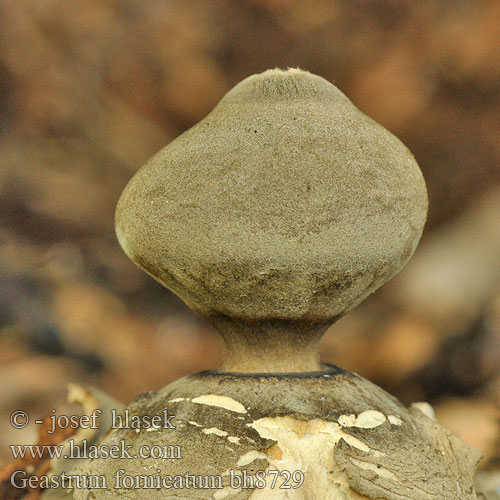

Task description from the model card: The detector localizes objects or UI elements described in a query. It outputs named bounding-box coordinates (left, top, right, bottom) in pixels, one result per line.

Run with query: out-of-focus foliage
left=0, top=0, right=499, bottom=470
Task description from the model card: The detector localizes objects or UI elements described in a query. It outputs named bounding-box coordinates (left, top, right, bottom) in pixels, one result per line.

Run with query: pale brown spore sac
left=115, top=68, right=428, bottom=373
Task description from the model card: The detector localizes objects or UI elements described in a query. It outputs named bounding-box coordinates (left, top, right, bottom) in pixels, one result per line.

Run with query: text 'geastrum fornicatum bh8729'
left=76, top=69, right=481, bottom=499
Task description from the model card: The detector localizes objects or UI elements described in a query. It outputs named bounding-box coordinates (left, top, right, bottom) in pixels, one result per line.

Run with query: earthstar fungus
left=73, top=69, right=480, bottom=499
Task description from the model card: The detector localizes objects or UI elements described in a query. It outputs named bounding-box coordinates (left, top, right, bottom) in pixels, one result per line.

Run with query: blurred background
left=0, top=0, right=499, bottom=472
